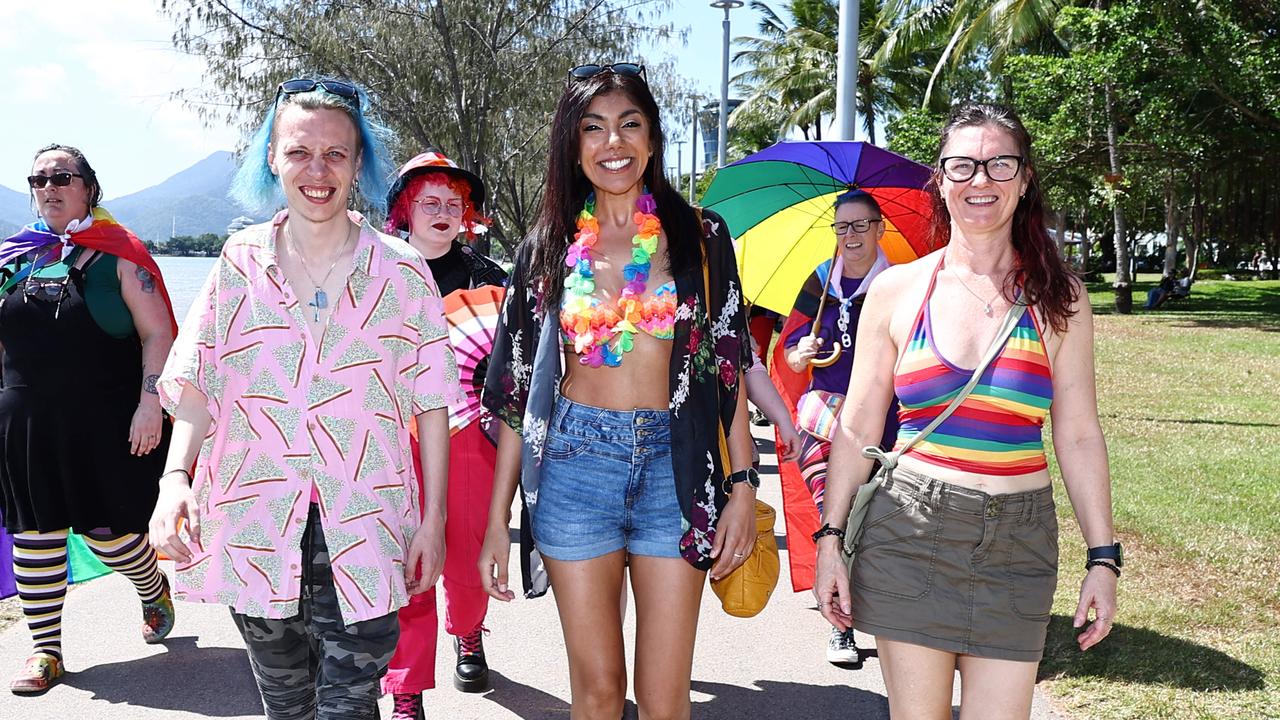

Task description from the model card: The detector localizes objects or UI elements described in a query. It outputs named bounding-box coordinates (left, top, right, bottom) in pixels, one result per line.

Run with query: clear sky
left=0, top=1, right=775, bottom=201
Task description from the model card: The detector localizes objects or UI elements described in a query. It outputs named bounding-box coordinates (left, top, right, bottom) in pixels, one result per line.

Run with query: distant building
left=698, top=99, right=743, bottom=167
left=226, top=215, right=256, bottom=236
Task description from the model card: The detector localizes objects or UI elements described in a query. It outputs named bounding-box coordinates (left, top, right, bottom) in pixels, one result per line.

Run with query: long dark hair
left=927, top=102, right=1078, bottom=333
left=527, top=70, right=701, bottom=308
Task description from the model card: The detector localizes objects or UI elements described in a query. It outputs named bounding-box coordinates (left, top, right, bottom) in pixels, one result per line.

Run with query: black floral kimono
left=481, top=208, right=751, bottom=597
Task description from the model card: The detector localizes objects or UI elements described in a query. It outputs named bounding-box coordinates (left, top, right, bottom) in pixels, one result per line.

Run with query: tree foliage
left=161, top=0, right=682, bottom=255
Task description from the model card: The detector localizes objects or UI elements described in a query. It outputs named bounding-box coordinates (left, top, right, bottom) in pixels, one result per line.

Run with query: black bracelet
left=1085, top=559, right=1121, bottom=577
left=811, top=524, right=846, bottom=542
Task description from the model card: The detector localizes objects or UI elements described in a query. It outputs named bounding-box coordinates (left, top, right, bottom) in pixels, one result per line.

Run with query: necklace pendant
left=984, top=303, right=993, bottom=317
left=307, top=288, right=329, bottom=323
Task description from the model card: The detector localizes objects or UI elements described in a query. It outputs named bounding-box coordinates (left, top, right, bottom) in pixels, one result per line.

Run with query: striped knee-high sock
left=12, top=531, right=70, bottom=661
left=80, top=532, right=166, bottom=604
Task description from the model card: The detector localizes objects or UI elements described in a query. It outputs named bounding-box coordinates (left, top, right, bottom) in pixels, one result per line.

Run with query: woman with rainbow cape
left=774, top=189, right=897, bottom=668
left=0, top=143, right=178, bottom=693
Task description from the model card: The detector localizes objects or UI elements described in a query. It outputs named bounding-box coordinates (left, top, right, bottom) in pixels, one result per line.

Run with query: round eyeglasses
left=939, top=155, right=1024, bottom=183
left=415, top=199, right=465, bottom=218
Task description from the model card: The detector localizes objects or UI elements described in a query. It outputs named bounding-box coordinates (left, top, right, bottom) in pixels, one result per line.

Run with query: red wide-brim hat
left=386, top=149, right=486, bottom=231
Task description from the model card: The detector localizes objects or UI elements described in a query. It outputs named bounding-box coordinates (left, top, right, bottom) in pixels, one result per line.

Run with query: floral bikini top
left=559, top=191, right=676, bottom=367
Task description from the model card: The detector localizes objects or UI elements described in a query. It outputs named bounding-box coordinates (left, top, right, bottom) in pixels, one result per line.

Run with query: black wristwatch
left=722, top=467, right=761, bottom=494
left=1087, top=542, right=1124, bottom=567
left=811, top=523, right=845, bottom=543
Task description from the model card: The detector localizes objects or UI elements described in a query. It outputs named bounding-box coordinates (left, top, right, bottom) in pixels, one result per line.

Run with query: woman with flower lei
left=478, top=63, right=755, bottom=719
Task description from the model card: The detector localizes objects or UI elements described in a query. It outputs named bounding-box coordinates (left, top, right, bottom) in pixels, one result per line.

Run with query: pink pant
left=382, top=422, right=496, bottom=694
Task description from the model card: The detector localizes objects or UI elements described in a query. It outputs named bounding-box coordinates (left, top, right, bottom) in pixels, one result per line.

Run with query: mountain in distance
left=0, top=184, right=31, bottom=237
left=0, top=151, right=252, bottom=243
left=106, top=151, right=247, bottom=242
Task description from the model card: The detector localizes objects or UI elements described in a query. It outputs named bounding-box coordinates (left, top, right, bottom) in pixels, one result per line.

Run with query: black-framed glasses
left=939, top=155, right=1024, bottom=182
left=275, top=78, right=359, bottom=104
left=831, top=219, right=881, bottom=235
left=569, top=63, right=647, bottom=83
left=415, top=199, right=465, bottom=218
left=27, top=172, right=83, bottom=189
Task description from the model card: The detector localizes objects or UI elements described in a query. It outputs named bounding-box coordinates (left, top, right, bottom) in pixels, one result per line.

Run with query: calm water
left=155, top=256, right=218, bottom=324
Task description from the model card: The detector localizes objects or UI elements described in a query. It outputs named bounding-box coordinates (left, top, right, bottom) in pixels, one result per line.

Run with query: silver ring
left=733, top=552, right=745, bottom=558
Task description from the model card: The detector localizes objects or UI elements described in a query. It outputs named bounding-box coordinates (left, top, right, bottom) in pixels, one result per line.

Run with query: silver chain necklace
left=836, top=296, right=852, bottom=348
left=285, top=221, right=355, bottom=322
left=948, top=268, right=1002, bottom=317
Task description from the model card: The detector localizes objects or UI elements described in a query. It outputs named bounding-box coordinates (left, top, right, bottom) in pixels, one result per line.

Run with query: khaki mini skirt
left=849, top=467, right=1058, bottom=662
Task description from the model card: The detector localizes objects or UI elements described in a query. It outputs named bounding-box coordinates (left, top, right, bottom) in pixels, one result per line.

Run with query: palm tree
left=875, top=0, right=1074, bottom=106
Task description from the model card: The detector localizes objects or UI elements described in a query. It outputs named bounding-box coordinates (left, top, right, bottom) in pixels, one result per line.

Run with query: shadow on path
left=59, top=635, right=261, bottom=716
left=691, top=679, right=900, bottom=718
left=476, top=670, right=570, bottom=718
left=1038, top=614, right=1265, bottom=691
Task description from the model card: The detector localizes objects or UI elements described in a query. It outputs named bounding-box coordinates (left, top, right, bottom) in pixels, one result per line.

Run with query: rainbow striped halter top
left=892, top=259, right=1053, bottom=476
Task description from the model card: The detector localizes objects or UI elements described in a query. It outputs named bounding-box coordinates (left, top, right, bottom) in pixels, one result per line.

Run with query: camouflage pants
left=231, top=505, right=399, bottom=720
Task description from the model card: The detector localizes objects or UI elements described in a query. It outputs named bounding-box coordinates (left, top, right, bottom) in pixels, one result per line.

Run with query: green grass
left=1038, top=279, right=1280, bottom=719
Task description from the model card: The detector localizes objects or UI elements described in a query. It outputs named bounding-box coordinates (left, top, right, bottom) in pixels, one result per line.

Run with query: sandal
left=10, top=654, right=63, bottom=695
left=141, top=576, right=176, bottom=644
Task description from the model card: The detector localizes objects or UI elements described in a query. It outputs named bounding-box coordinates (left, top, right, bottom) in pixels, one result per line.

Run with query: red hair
left=927, top=103, right=1079, bottom=333
left=385, top=171, right=487, bottom=240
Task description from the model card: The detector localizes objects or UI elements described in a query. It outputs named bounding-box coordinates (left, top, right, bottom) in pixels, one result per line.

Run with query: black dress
left=0, top=252, right=167, bottom=534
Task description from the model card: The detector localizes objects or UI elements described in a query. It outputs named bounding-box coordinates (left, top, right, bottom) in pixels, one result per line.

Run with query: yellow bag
left=710, top=499, right=781, bottom=618
left=697, top=217, right=780, bottom=618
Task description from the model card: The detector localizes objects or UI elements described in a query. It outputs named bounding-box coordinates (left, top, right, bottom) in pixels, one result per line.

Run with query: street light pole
left=835, top=0, right=859, bottom=141
left=690, top=96, right=699, bottom=203
left=711, top=1, right=743, bottom=168
left=673, top=140, right=686, bottom=193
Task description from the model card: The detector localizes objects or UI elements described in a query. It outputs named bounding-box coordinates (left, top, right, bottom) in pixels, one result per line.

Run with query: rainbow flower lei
left=561, top=191, right=661, bottom=367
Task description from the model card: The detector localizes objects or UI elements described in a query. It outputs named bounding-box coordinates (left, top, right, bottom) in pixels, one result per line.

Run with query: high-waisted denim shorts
left=850, top=467, right=1059, bottom=662
left=532, top=397, right=683, bottom=561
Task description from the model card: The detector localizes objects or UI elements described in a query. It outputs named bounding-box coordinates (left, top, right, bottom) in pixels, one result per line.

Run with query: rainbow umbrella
left=702, top=141, right=933, bottom=315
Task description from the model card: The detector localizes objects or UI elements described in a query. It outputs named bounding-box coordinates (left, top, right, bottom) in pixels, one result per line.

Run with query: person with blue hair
left=149, top=77, right=460, bottom=720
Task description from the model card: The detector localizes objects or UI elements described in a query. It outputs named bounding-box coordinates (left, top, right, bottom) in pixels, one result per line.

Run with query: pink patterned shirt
left=158, top=211, right=461, bottom=623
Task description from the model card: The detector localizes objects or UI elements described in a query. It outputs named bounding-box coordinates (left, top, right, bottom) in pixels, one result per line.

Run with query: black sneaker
left=826, top=626, right=863, bottom=669
left=750, top=409, right=771, bottom=426
left=453, top=627, right=490, bottom=693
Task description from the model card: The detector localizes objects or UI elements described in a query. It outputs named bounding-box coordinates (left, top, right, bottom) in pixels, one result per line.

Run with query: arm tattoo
left=144, top=374, right=159, bottom=395
left=136, top=266, right=156, bottom=294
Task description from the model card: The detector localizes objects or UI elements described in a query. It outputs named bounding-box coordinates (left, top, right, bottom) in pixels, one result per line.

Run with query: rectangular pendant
left=313, top=289, right=329, bottom=310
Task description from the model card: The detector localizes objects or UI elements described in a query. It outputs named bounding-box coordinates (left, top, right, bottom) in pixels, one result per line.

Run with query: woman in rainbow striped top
left=813, top=103, right=1119, bottom=720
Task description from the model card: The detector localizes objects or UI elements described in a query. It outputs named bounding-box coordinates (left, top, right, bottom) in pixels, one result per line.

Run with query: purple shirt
left=784, top=275, right=897, bottom=447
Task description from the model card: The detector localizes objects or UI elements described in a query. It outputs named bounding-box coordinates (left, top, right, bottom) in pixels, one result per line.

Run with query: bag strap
left=863, top=296, right=1029, bottom=469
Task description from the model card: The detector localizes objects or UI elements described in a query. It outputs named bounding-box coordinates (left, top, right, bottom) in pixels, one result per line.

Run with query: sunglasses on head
left=275, top=78, right=360, bottom=104
left=27, top=172, right=83, bottom=189
left=569, top=63, right=647, bottom=83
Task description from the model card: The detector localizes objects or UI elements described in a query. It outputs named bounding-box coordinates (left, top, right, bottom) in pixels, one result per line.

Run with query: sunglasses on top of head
left=568, top=63, right=647, bottom=83
left=27, top=172, right=83, bottom=189
left=275, top=78, right=360, bottom=105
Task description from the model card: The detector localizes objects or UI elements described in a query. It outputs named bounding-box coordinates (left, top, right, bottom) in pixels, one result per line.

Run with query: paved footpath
left=0, top=428, right=1067, bottom=719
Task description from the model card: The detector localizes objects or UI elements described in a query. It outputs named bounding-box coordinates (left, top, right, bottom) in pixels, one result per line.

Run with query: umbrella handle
left=807, top=240, right=844, bottom=368
left=809, top=341, right=842, bottom=367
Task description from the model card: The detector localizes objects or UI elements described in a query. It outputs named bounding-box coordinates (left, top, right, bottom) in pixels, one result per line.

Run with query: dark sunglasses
left=27, top=172, right=83, bottom=189
left=569, top=63, right=647, bottom=83
left=275, top=78, right=359, bottom=104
